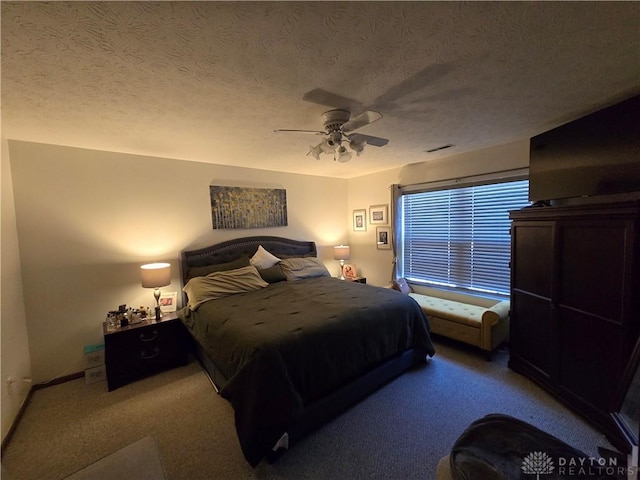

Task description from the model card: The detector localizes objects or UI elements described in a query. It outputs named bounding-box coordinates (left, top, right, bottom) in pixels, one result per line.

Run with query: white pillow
left=250, top=245, right=281, bottom=269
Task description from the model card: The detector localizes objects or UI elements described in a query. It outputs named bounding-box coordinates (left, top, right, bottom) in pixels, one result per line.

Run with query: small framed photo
left=159, top=292, right=177, bottom=312
left=353, top=209, right=367, bottom=231
left=342, top=264, right=357, bottom=279
left=370, top=204, right=388, bottom=225
left=376, top=226, right=391, bottom=250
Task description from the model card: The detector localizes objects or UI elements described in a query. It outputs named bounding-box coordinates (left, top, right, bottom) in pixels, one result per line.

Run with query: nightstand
left=103, top=312, right=189, bottom=391
left=347, top=277, right=366, bottom=284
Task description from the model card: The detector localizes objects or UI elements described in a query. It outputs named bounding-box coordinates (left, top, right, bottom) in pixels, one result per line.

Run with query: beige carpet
left=63, top=436, right=166, bottom=480
left=1, top=339, right=615, bottom=480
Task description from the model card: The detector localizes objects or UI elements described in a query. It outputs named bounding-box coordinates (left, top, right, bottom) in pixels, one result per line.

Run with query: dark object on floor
left=449, top=414, right=623, bottom=480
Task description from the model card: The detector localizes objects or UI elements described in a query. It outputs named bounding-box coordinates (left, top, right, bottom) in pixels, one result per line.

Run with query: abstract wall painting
left=210, top=186, right=288, bottom=229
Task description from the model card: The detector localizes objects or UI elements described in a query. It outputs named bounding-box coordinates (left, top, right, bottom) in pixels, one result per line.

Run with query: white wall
left=3, top=137, right=529, bottom=405
left=347, top=140, right=530, bottom=286
left=1, top=139, right=32, bottom=441
left=8, top=141, right=348, bottom=383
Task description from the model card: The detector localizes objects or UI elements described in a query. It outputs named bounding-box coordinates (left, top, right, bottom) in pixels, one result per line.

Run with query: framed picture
left=353, top=209, right=367, bottom=231
left=159, top=292, right=177, bottom=313
left=376, top=226, right=391, bottom=250
left=342, top=263, right=357, bottom=279
left=370, top=204, right=388, bottom=225
left=210, top=185, right=287, bottom=229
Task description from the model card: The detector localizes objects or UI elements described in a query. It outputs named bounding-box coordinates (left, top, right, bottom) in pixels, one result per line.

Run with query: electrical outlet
left=6, top=376, right=15, bottom=396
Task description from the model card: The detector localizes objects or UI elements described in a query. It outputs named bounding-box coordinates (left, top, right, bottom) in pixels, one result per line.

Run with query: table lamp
left=333, top=245, right=350, bottom=280
left=140, top=262, right=171, bottom=321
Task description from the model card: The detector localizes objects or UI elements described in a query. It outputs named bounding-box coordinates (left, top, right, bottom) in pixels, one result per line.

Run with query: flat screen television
left=529, top=95, right=640, bottom=203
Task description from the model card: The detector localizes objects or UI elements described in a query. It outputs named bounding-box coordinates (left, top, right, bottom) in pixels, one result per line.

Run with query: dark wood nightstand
left=346, top=277, right=366, bottom=284
left=103, top=312, right=189, bottom=391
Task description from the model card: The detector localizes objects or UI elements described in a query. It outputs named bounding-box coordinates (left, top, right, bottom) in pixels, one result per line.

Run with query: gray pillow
left=279, top=257, right=330, bottom=281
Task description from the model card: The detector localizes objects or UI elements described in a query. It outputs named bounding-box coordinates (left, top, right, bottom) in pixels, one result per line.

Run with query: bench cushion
left=409, top=294, right=485, bottom=327
left=408, top=292, right=510, bottom=354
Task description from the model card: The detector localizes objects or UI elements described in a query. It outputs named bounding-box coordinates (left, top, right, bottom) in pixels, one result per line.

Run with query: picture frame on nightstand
left=342, top=264, right=357, bottom=279
left=159, top=292, right=177, bottom=312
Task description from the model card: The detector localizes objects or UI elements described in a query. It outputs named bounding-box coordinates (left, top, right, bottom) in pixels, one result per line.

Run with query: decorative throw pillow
left=279, top=257, right=330, bottom=281
left=250, top=245, right=281, bottom=269
left=186, top=256, right=250, bottom=281
left=183, top=265, right=268, bottom=310
left=391, top=278, right=412, bottom=295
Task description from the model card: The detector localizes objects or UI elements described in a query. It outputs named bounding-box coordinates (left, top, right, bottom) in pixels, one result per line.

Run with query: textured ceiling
left=2, top=1, right=640, bottom=179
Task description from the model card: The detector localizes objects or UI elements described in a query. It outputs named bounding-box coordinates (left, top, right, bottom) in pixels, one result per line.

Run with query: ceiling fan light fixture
left=308, top=143, right=323, bottom=160
left=275, top=104, right=389, bottom=162
left=320, top=138, right=336, bottom=154
left=336, top=145, right=352, bottom=163
left=327, top=131, right=342, bottom=147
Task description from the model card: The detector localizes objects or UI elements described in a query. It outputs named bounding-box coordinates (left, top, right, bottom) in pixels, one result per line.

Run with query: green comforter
left=179, top=276, right=434, bottom=466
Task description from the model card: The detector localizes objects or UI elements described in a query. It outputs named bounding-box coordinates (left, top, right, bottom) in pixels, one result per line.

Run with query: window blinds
left=401, top=180, right=529, bottom=296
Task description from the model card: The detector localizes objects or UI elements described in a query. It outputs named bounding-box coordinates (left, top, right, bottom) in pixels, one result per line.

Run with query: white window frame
left=398, top=169, right=529, bottom=298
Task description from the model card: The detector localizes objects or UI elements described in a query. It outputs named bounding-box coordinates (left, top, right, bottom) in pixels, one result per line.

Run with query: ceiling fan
left=274, top=106, right=389, bottom=163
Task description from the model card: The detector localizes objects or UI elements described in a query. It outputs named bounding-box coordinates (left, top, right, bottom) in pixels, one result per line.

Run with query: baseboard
left=1, top=384, right=34, bottom=454
left=33, top=371, right=84, bottom=389
left=1, top=371, right=83, bottom=454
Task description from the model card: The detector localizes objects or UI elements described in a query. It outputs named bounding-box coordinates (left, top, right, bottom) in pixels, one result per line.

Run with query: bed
left=177, top=236, right=435, bottom=466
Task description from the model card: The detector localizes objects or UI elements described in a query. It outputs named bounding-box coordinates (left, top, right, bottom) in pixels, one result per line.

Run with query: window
left=401, top=179, right=529, bottom=296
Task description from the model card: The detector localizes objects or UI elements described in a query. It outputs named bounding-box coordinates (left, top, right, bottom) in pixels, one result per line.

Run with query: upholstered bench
left=408, top=288, right=509, bottom=360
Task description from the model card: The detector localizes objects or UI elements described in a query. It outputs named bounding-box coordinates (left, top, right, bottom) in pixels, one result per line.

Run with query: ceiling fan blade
left=302, top=88, right=363, bottom=111
left=273, top=129, right=325, bottom=134
left=351, top=133, right=389, bottom=147
left=341, top=110, right=383, bottom=133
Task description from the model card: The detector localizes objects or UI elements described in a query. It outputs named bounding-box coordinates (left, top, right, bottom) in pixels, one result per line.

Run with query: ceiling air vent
left=425, top=144, right=454, bottom=153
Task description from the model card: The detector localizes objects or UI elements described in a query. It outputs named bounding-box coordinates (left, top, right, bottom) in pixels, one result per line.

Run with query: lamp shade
left=333, top=245, right=350, bottom=261
left=140, top=263, right=171, bottom=288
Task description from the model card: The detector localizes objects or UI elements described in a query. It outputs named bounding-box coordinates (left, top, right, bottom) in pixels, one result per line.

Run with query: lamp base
left=154, top=288, right=163, bottom=321
left=339, top=259, right=345, bottom=280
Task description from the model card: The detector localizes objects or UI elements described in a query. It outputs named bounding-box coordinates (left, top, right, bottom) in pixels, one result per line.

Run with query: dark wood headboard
left=179, top=235, right=317, bottom=289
